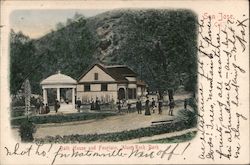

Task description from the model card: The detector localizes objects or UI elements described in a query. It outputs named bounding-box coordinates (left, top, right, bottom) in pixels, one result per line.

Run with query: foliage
left=19, top=119, right=36, bottom=142
left=187, top=97, right=198, bottom=112
left=104, top=10, right=197, bottom=94
left=11, top=96, right=37, bottom=107
left=176, top=107, right=198, bottom=128
left=10, top=16, right=97, bottom=94
left=11, top=112, right=117, bottom=125
left=11, top=109, right=25, bottom=117
left=11, top=95, right=25, bottom=107
left=141, top=131, right=197, bottom=143
left=34, top=120, right=194, bottom=143
left=10, top=30, right=37, bottom=94
left=10, top=10, right=197, bottom=96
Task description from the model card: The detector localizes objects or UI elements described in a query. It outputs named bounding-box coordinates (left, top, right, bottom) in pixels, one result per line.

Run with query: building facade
left=76, top=63, right=147, bottom=103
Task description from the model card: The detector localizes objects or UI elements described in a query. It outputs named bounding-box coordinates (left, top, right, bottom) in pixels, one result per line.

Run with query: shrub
left=19, top=119, right=36, bottom=142
left=141, top=131, right=197, bottom=143
left=176, top=109, right=197, bottom=127
left=11, top=96, right=25, bottom=107
left=12, top=112, right=117, bottom=126
left=188, top=97, right=197, bottom=112
left=35, top=120, right=195, bottom=143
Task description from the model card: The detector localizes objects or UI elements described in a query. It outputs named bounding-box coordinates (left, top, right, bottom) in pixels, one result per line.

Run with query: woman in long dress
left=145, top=97, right=151, bottom=115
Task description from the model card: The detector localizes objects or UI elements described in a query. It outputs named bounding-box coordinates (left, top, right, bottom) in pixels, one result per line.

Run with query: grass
left=140, top=131, right=197, bottom=143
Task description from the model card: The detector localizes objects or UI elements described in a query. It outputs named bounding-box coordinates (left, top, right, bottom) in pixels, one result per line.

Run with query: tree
left=112, top=10, right=197, bottom=100
left=10, top=30, right=36, bottom=94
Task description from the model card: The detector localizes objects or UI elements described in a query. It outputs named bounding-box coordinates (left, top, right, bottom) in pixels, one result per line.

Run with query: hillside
left=10, top=9, right=197, bottom=95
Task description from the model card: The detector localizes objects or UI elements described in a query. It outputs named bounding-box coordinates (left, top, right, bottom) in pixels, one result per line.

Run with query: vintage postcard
left=0, top=0, right=249, bottom=164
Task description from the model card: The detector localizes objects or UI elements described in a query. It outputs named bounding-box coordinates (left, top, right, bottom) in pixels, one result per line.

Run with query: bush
left=176, top=109, right=197, bottom=127
left=11, top=112, right=117, bottom=126
left=188, top=97, right=197, bottom=112
left=141, top=131, right=197, bottom=143
left=19, top=119, right=36, bottom=142
left=11, top=96, right=25, bottom=107
left=35, top=120, right=195, bottom=143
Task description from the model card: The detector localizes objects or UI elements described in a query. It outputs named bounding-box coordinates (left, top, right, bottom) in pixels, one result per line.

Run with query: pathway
left=37, top=104, right=185, bottom=138
left=12, top=105, right=184, bottom=140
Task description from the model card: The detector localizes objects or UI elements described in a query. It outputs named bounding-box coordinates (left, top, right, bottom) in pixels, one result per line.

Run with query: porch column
left=43, top=88, right=48, bottom=104
left=57, top=88, right=60, bottom=101
left=72, top=88, right=75, bottom=109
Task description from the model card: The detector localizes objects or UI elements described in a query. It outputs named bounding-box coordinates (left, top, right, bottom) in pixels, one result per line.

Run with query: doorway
left=118, top=88, right=125, bottom=100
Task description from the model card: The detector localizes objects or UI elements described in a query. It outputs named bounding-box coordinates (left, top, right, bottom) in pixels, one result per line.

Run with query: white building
left=77, top=63, right=147, bottom=103
left=40, top=71, right=77, bottom=111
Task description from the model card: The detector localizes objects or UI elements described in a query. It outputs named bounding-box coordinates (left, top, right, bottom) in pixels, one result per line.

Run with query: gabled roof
left=78, top=63, right=118, bottom=82
left=78, top=63, right=137, bottom=83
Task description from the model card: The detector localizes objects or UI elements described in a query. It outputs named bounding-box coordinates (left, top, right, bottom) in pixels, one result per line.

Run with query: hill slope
left=10, top=9, right=197, bottom=94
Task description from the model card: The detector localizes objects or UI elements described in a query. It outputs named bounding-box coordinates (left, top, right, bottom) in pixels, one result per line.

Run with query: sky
left=10, top=9, right=108, bottom=39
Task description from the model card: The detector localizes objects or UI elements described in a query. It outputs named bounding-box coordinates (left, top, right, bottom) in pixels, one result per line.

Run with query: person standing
left=145, top=97, right=151, bottom=115
left=110, top=98, right=115, bottom=110
left=45, top=104, right=50, bottom=114
left=39, top=101, right=44, bottom=114
left=90, top=98, right=95, bottom=110
left=139, top=99, right=142, bottom=114
left=95, top=97, right=100, bottom=111
left=136, top=99, right=141, bottom=114
left=54, top=99, right=60, bottom=113
left=117, top=100, right=121, bottom=113
left=76, top=98, right=82, bottom=112
left=169, top=99, right=175, bottom=116
left=151, top=98, right=156, bottom=113
left=35, top=99, right=40, bottom=114
left=184, top=99, right=188, bottom=110
left=127, top=100, right=131, bottom=113
left=158, top=98, right=163, bottom=114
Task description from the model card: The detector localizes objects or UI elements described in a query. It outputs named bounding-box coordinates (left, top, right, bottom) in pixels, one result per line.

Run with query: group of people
left=35, top=98, right=61, bottom=114
left=116, top=97, right=167, bottom=115
left=76, top=97, right=102, bottom=112
left=90, top=98, right=101, bottom=111
left=136, top=97, right=176, bottom=116
left=35, top=99, right=50, bottom=114
left=35, top=96, right=180, bottom=115
left=116, top=99, right=132, bottom=113
left=143, top=97, right=164, bottom=115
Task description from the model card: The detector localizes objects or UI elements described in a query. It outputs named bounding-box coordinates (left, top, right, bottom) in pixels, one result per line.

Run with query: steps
left=50, top=103, right=78, bottom=114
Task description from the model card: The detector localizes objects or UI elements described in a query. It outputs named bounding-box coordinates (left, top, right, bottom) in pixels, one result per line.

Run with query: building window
left=101, top=84, right=108, bottom=91
left=94, top=73, right=98, bottom=80
left=84, top=84, right=90, bottom=91
left=128, top=88, right=136, bottom=99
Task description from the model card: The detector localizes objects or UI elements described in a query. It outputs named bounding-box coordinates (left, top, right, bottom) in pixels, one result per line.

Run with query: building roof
left=78, top=63, right=139, bottom=83
left=106, top=66, right=137, bottom=76
left=41, top=71, right=77, bottom=85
